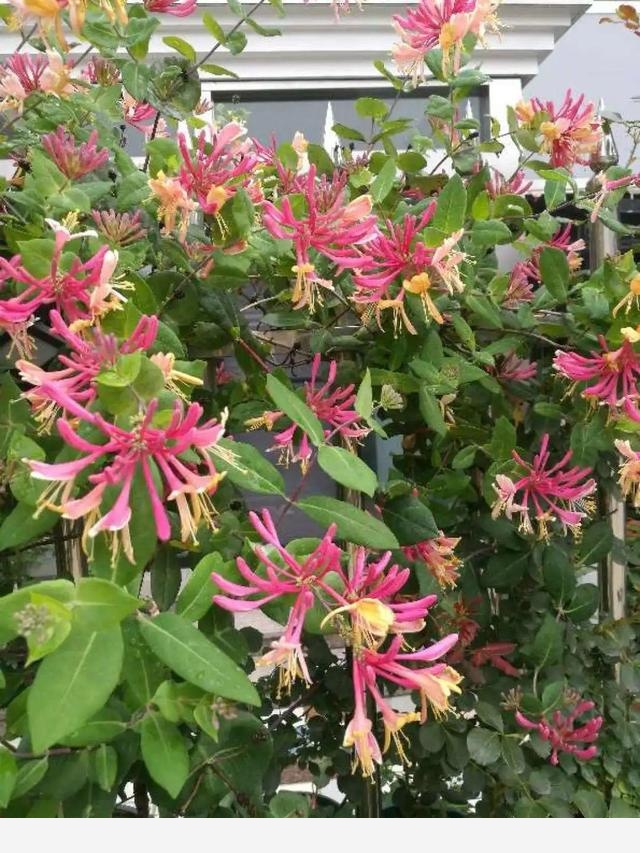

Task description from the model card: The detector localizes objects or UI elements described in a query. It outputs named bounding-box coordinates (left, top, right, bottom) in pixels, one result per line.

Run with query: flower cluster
left=515, top=90, right=602, bottom=168
left=402, top=534, right=462, bottom=588
left=492, top=433, right=596, bottom=538
left=515, top=697, right=602, bottom=765
left=503, top=223, right=585, bottom=308
left=352, top=204, right=466, bottom=334
left=392, top=0, right=500, bottom=83
left=213, top=509, right=462, bottom=776
left=247, top=353, right=370, bottom=471
left=0, top=220, right=122, bottom=356
left=263, top=166, right=377, bottom=310
left=553, top=337, right=640, bottom=422
left=28, top=398, right=228, bottom=562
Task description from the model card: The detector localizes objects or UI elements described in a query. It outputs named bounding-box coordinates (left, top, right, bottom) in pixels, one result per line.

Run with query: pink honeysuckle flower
left=148, top=171, right=198, bottom=243
left=392, top=0, right=500, bottom=83
left=144, top=0, right=197, bottom=15
left=0, top=53, right=48, bottom=112
left=515, top=698, right=602, bottom=766
left=26, top=398, right=228, bottom=562
left=42, top=128, right=109, bottom=180
left=515, top=90, right=602, bottom=169
left=469, top=642, right=520, bottom=676
left=491, top=433, right=596, bottom=538
left=262, top=165, right=377, bottom=311
left=361, top=633, right=462, bottom=724
left=590, top=172, right=640, bottom=223
left=82, top=57, right=120, bottom=86
left=122, top=93, right=156, bottom=134
left=0, top=220, right=124, bottom=347
left=545, top=222, right=586, bottom=272
left=553, top=336, right=640, bottom=422
left=352, top=202, right=466, bottom=335
left=494, top=352, right=538, bottom=383
left=16, top=310, right=157, bottom=431
left=91, top=209, right=148, bottom=247
left=485, top=167, right=532, bottom=199
left=402, top=533, right=462, bottom=588
left=178, top=122, right=258, bottom=224
left=344, top=628, right=461, bottom=774
left=502, top=261, right=535, bottom=309
left=247, top=353, right=371, bottom=471
left=344, top=658, right=384, bottom=778
left=502, top=223, right=584, bottom=309
left=321, top=546, right=440, bottom=641
left=215, top=361, right=234, bottom=386
left=614, top=439, right=640, bottom=507
left=212, top=509, right=341, bottom=693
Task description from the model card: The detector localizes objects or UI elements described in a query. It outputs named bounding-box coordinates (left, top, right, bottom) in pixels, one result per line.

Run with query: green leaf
left=577, top=521, right=613, bottom=566
left=541, top=681, right=564, bottom=714
left=371, top=158, right=397, bottom=204
left=539, top=247, right=569, bottom=301
left=214, top=438, right=285, bottom=496
left=542, top=545, right=576, bottom=603
left=121, top=620, right=167, bottom=707
left=245, top=18, right=281, bottom=37
left=481, top=551, right=528, bottom=590
left=163, top=35, right=196, bottom=61
left=89, top=744, right=118, bottom=793
left=200, top=63, right=239, bottom=79
left=121, top=60, right=152, bottom=102
left=425, top=94, right=455, bottom=120
left=202, top=11, right=226, bottom=43
left=317, top=446, right=377, bottom=497
left=355, top=370, right=373, bottom=420
left=501, top=739, right=525, bottom=774
left=397, top=151, right=427, bottom=173
left=355, top=97, right=388, bottom=120
left=138, top=613, right=259, bottom=705
left=197, top=712, right=272, bottom=795
left=419, top=385, right=448, bottom=436
left=432, top=174, right=467, bottom=234
left=296, top=496, right=398, bottom=549
left=381, top=495, right=438, bottom=546
left=225, top=30, right=247, bottom=55
left=574, top=788, right=607, bottom=819
left=0, top=502, right=57, bottom=552
left=475, top=701, right=503, bottom=732
left=176, top=552, right=224, bottom=622
left=531, top=614, right=564, bottom=667
left=332, top=123, right=365, bottom=142
left=565, top=584, right=599, bottom=622
left=140, top=713, right=189, bottom=798
left=466, top=293, right=503, bottom=329
left=0, top=746, right=17, bottom=807
left=266, top=374, right=324, bottom=446
left=12, top=758, right=48, bottom=800
left=22, top=592, right=72, bottom=666
left=471, top=219, right=513, bottom=246
left=451, top=445, right=476, bottom=469
left=269, top=791, right=310, bottom=818
left=27, top=625, right=124, bottom=753
left=467, top=727, right=501, bottom=766
left=489, top=416, right=516, bottom=460
left=73, top=578, right=141, bottom=629
left=0, top=580, right=74, bottom=647
left=150, top=548, right=182, bottom=612
left=59, top=707, right=127, bottom=747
